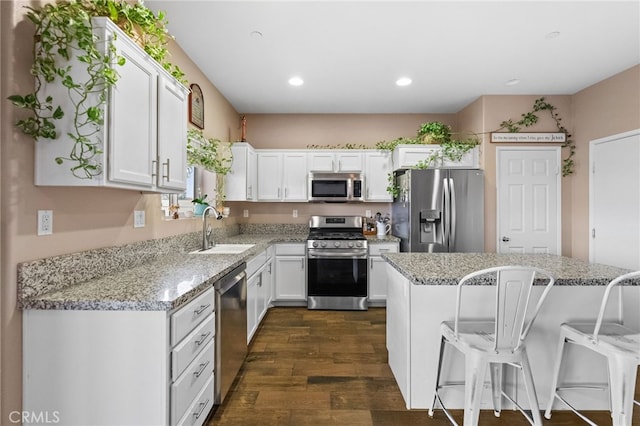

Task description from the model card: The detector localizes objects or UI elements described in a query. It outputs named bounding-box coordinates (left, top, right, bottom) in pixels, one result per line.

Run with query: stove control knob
left=320, top=242, right=327, bottom=248
left=334, top=241, right=341, bottom=248
left=348, top=241, right=354, bottom=248
left=312, top=241, right=319, bottom=248
left=356, top=241, right=363, bottom=248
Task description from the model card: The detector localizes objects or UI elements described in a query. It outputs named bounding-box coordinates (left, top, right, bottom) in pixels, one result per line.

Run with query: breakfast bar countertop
left=382, top=252, right=636, bottom=286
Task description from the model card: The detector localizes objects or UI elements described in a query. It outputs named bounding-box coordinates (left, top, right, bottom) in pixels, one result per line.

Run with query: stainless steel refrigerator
left=391, top=168, right=484, bottom=252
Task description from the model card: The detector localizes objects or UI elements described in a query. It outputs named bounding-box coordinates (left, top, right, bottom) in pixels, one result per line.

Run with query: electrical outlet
left=243, top=209, right=249, bottom=218
left=365, top=209, right=372, bottom=218
left=37, top=210, right=53, bottom=236
left=293, top=209, right=298, bottom=218
left=134, top=210, right=145, bottom=228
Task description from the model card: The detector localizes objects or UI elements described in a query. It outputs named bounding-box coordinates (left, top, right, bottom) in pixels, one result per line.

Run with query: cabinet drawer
left=246, top=250, right=267, bottom=278
left=172, top=313, right=215, bottom=380
left=171, top=287, right=214, bottom=346
left=369, top=243, right=399, bottom=256
left=171, top=339, right=215, bottom=425
left=275, top=243, right=305, bottom=256
left=175, top=373, right=214, bottom=426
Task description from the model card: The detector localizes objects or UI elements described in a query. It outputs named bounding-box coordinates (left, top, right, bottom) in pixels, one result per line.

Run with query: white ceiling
left=145, top=1, right=640, bottom=114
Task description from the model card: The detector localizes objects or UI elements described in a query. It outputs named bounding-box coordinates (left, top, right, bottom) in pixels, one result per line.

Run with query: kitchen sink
left=190, top=244, right=255, bottom=255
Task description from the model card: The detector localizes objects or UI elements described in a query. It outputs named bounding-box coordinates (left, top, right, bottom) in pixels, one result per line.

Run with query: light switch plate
left=134, top=210, right=145, bottom=228
left=243, top=209, right=249, bottom=218
left=365, top=209, right=372, bottom=218
left=293, top=209, right=298, bottom=218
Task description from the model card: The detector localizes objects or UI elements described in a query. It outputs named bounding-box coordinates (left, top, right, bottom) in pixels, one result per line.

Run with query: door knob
left=502, top=236, right=510, bottom=242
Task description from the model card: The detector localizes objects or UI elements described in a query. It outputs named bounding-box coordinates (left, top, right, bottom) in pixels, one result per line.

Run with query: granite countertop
left=383, top=252, right=636, bottom=286
left=19, top=233, right=308, bottom=312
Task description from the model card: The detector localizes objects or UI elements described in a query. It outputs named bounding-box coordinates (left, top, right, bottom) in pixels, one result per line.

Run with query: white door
left=497, top=147, right=561, bottom=254
left=590, top=130, right=640, bottom=269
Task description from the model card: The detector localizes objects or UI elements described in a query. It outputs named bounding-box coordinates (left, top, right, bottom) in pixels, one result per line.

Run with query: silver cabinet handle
left=193, top=399, right=210, bottom=419
left=162, top=158, right=170, bottom=181
left=195, top=331, right=211, bottom=346
left=193, top=360, right=210, bottom=378
left=193, top=304, right=211, bottom=316
left=301, top=258, right=304, bottom=269
left=151, top=159, right=158, bottom=179
left=277, top=188, right=281, bottom=198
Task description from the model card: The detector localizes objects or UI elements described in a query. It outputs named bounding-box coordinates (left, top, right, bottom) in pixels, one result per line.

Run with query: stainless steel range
left=306, top=215, right=368, bottom=310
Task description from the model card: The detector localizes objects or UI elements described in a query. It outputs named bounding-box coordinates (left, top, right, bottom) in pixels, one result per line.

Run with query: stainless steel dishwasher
left=214, top=263, right=247, bottom=405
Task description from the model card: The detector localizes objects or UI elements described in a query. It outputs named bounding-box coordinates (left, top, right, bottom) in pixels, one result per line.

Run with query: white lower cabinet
left=368, top=242, right=399, bottom=304
left=22, top=287, right=215, bottom=426
left=246, top=248, right=273, bottom=343
left=273, top=243, right=307, bottom=303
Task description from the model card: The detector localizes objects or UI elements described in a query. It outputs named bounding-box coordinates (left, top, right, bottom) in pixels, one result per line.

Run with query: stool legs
left=544, top=330, right=568, bottom=419
left=520, top=348, right=543, bottom=426
left=608, top=355, right=638, bottom=426
left=489, top=363, right=503, bottom=417
left=463, top=352, right=488, bottom=426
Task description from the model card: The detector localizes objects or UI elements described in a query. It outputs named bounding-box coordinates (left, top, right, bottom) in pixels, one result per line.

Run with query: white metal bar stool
left=545, top=270, right=640, bottom=426
left=428, top=266, right=556, bottom=426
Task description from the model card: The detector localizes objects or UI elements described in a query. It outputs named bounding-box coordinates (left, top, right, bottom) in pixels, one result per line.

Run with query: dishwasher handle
left=215, top=264, right=246, bottom=295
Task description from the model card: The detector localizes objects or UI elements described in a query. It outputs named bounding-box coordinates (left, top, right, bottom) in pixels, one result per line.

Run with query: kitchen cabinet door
left=157, top=74, right=188, bottom=191
left=274, top=255, right=306, bottom=301
left=364, top=151, right=392, bottom=201
left=282, top=152, right=308, bottom=201
left=247, top=272, right=260, bottom=343
left=307, top=151, right=364, bottom=172
left=257, top=152, right=282, bottom=200
left=226, top=143, right=257, bottom=201
left=368, top=242, right=399, bottom=304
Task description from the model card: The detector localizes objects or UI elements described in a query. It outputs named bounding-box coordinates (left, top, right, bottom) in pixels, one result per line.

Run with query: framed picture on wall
left=189, top=83, right=204, bottom=129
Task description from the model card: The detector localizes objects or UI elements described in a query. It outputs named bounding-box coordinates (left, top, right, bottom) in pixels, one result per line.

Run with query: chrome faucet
left=202, top=205, right=223, bottom=250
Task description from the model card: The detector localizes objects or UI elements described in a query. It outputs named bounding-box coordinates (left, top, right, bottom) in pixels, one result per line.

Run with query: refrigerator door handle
left=443, top=177, right=451, bottom=247
left=448, top=177, right=456, bottom=250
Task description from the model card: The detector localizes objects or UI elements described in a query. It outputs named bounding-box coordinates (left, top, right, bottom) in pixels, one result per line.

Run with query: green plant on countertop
left=187, top=129, right=233, bottom=176
left=191, top=194, right=209, bottom=206
left=497, top=97, right=575, bottom=176
left=7, top=0, right=185, bottom=179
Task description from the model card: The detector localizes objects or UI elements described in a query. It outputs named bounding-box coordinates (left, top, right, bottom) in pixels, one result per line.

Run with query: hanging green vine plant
left=497, top=97, right=575, bottom=176
left=7, top=0, right=185, bottom=179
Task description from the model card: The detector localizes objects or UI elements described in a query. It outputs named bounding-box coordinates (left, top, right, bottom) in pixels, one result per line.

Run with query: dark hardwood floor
left=208, top=307, right=639, bottom=425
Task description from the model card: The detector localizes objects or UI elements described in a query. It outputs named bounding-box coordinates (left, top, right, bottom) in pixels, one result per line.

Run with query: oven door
left=307, top=250, right=368, bottom=310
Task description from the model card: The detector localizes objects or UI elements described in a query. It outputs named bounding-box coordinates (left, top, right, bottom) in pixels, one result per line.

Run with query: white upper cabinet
left=257, top=150, right=307, bottom=201
left=392, top=144, right=479, bottom=170
left=34, top=18, right=188, bottom=192
left=307, top=151, right=363, bottom=172
left=226, top=142, right=257, bottom=201
left=364, top=151, right=392, bottom=201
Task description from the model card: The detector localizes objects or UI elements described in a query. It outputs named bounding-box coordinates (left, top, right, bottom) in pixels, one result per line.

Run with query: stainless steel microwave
left=308, top=172, right=364, bottom=202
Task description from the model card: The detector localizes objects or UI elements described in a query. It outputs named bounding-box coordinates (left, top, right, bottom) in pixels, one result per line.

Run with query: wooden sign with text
left=490, top=132, right=566, bottom=143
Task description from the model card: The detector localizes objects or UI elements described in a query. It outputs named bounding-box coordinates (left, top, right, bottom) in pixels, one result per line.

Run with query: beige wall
left=0, top=1, right=240, bottom=421
left=244, top=113, right=456, bottom=148
left=570, top=65, right=640, bottom=260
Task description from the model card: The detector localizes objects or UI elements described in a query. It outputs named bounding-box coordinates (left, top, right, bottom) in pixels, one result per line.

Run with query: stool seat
left=560, top=322, right=640, bottom=356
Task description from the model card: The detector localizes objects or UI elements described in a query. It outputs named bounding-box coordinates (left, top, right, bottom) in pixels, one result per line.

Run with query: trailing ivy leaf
left=7, top=95, right=26, bottom=108
left=86, top=106, right=101, bottom=121
left=52, top=106, right=64, bottom=119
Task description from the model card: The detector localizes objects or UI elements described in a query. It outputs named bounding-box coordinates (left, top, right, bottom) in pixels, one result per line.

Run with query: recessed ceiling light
left=396, top=77, right=412, bottom=87
left=288, top=76, right=304, bottom=86
left=505, top=78, right=520, bottom=86
left=546, top=31, right=560, bottom=39
left=250, top=30, right=263, bottom=39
